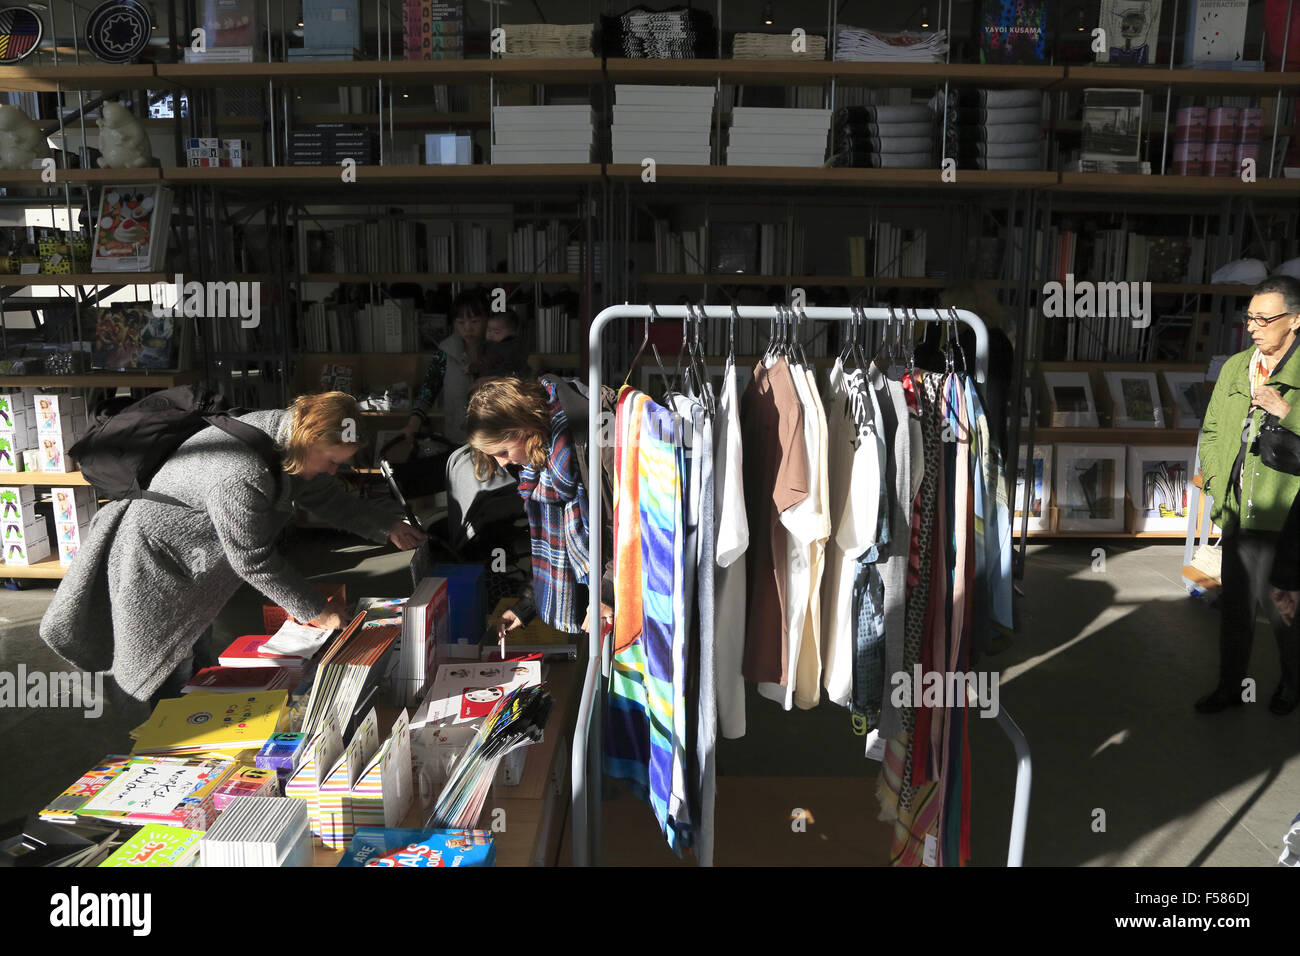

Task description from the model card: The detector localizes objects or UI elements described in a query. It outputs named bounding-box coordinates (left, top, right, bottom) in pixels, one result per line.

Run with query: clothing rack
left=572, top=304, right=1031, bottom=867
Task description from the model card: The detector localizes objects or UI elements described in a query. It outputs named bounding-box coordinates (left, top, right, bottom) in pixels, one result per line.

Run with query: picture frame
left=1162, top=371, right=1211, bottom=429
left=1104, top=370, right=1165, bottom=428
left=1014, top=444, right=1053, bottom=532
left=1043, top=371, right=1099, bottom=428
left=1127, top=445, right=1195, bottom=533
left=1054, top=444, right=1126, bottom=532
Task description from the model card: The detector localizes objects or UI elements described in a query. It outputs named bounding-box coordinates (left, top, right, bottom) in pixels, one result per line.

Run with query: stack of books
left=835, top=25, right=948, bottom=62
left=726, top=107, right=830, bottom=167
left=832, top=104, right=934, bottom=169
left=731, top=32, right=826, bottom=59
left=535, top=304, right=578, bottom=353
left=131, top=690, right=291, bottom=761
left=52, top=755, right=236, bottom=830
left=493, top=106, right=594, bottom=164
left=182, top=665, right=302, bottom=694
left=613, top=85, right=714, bottom=165
left=600, top=6, right=716, bottom=58
left=507, top=220, right=569, bottom=273
left=500, top=22, right=594, bottom=57
left=455, top=222, right=490, bottom=273
left=950, top=89, right=1044, bottom=171
left=301, top=613, right=400, bottom=740
left=847, top=222, right=927, bottom=279
left=199, top=796, right=313, bottom=867
left=397, top=576, right=448, bottom=708
left=99, top=824, right=203, bottom=867
left=402, top=0, right=464, bottom=60
left=287, top=125, right=377, bottom=166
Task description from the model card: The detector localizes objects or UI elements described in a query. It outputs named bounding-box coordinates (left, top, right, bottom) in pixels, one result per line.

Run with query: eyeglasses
left=1242, top=311, right=1297, bottom=327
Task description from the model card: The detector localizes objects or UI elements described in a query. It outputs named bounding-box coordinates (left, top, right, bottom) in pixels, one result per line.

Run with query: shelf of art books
left=0, top=471, right=90, bottom=486
left=1, top=555, right=67, bottom=579
left=0, top=372, right=200, bottom=388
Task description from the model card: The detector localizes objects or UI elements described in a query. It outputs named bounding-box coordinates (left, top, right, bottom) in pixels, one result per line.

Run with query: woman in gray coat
left=40, top=391, right=426, bottom=703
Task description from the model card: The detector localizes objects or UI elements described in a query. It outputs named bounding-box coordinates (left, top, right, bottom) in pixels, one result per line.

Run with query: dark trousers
left=1219, top=531, right=1300, bottom=697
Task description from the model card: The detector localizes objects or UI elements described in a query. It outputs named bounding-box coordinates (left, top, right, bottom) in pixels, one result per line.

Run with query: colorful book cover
left=351, top=709, right=413, bottom=830
left=91, top=305, right=176, bottom=371
left=38, top=755, right=132, bottom=823
left=99, top=824, right=203, bottom=867
left=1184, top=0, right=1248, bottom=64
left=284, top=715, right=343, bottom=844
left=1096, top=0, right=1163, bottom=64
left=219, top=634, right=305, bottom=667
left=338, top=827, right=495, bottom=867
left=91, top=186, right=163, bottom=272
left=131, top=690, right=290, bottom=756
left=76, top=756, right=235, bottom=829
left=980, top=0, right=1049, bottom=64
left=182, top=665, right=299, bottom=694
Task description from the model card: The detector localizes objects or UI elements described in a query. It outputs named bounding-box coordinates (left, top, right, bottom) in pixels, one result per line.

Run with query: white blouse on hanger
left=713, top=360, right=749, bottom=739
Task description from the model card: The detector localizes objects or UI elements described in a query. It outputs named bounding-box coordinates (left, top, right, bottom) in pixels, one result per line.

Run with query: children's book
left=90, top=186, right=173, bottom=272
left=99, top=824, right=203, bottom=867
left=219, top=634, right=306, bottom=668
left=76, top=756, right=235, bottom=830
left=131, top=690, right=290, bottom=757
left=38, top=756, right=132, bottom=823
left=337, top=827, right=496, bottom=867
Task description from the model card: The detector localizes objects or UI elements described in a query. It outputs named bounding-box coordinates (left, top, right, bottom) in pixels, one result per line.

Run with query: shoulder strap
left=205, top=414, right=284, bottom=501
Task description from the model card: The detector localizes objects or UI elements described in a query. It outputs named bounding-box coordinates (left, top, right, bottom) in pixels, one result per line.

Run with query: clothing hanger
left=685, top=302, right=715, bottom=415
left=728, top=303, right=738, bottom=367
left=794, top=302, right=811, bottom=368
left=838, top=303, right=857, bottom=368
left=646, top=303, right=673, bottom=398
left=623, top=304, right=654, bottom=389
left=947, top=306, right=970, bottom=376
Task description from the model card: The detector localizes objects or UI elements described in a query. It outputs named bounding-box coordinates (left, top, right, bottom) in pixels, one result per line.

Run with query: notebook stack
left=835, top=25, right=948, bottom=62
left=731, top=32, right=826, bottom=59
left=301, top=613, right=400, bottom=739
left=492, top=106, right=595, bottom=164
left=726, top=107, right=830, bottom=167
left=199, top=796, right=312, bottom=867
left=613, top=85, right=714, bottom=165
left=397, top=576, right=448, bottom=707
left=287, top=125, right=377, bottom=166
left=600, top=5, right=716, bottom=58
left=946, top=88, right=1044, bottom=171
left=831, top=104, right=934, bottom=169
left=500, top=22, right=594, bottom=57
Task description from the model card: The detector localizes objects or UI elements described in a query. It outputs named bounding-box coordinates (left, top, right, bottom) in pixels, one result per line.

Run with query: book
left=38, top=756, right=132, bottom=823
left=90, top=305, right=178, bottom=371
left=75, top=756, right=235, bottom=830
left=181, top=665, right=300, bottom=694
left=351, top=709, right=414, bottom=831
left=131, top=691, right=290, bottom=758
left=90, top=186, right=173, bottom=273
left=338, top=827, right=496, bottom=867
left=1096, top=0, right=1162, bottom=64
left=398, top=577, right=449, bottom=707
left=98, top=824, right=203, bottom=867
left=284, top=716, right=343, bottom=844
left=218, top=634, right=306, bottom=668
left=260, top=619, right=335, bottom=659
left=317, top=707, right=383, bottom=848
left=199, top=797, right=312, bottom=867
left=300, top=613, right=400, bottom=740
left=1081, top=89, right=1144, bottom=163
left=262, top=582, right=346, bottom=633
left=1185, top=0, right=1248, bottom=65
left=979, top=0, right=1049, bottom=64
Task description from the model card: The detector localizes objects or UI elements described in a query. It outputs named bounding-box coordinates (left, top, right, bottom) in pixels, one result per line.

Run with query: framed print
left=1014, top=444, right=1052, bottom=532
left=1104, top=370, right=1165, bottom=428
left=1128, top=445, right=1195, bottom=532
left=1163, top=371, right=1211, bottom=429
left=1054, top=444, right=1126, bottom=532
left=1043, top=371, right=1099, bottom=428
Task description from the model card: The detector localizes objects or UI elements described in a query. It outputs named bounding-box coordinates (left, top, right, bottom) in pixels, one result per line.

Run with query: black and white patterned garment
left=896, top=371, right=945, bottom=813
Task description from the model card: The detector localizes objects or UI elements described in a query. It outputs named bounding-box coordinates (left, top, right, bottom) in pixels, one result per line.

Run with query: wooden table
left=311, top=661, right=576, bottom=867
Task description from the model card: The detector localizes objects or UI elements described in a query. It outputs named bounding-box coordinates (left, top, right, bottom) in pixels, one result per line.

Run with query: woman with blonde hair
left=41, top=391, right=426, bottom=704
left=453, top=375, right=614, bottom=637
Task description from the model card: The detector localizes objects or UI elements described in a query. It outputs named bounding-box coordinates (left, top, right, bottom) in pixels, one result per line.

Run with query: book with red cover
left=181, top=665, right=301, bottom=694
left=262, top=583, right=347, bottom=633
left=219, top=634, right=308, bottom=668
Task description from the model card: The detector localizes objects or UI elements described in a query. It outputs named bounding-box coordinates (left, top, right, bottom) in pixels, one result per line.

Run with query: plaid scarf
left=517, top=379, right=590, bottom=633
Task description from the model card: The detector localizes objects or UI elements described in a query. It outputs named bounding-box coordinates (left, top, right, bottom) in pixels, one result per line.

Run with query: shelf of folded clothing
left=1055, top=173, right=1300, bottom=196
left=0, top=371, right=200, bottom=388
left=1062, top=65, right=1300, bottom=94
left=0, top=471, right=91, bottom=486
left=607, top=164, right=1058, bottom=189
left=154, top=57, right=604, bottom=89
left=0, top=555, right=67, bottom=578
left=0, top=63, right=157, bottom=93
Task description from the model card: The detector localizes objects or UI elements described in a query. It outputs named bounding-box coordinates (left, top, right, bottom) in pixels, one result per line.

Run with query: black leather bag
left=1258, top=415, right=1300, bottom=475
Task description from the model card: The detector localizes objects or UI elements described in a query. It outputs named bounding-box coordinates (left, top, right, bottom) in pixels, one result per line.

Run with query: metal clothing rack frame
left=572, top=304, right=1032, bottom=868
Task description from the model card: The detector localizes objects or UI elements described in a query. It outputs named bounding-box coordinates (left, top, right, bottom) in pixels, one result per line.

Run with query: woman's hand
left=496, top=609, right=523, bottom=640
left=581, top=603, right=615, bottom=633
left=311, top=594, right=349, bottom=631
left=1272, top=587, right=1299, bottom=627
left=388, top=521, right=427, bottom=550
left=1251, top=385, right=1292, bottom=420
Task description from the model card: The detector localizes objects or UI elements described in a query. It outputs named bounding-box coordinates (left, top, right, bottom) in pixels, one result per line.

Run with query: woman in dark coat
left=40, top=391, right=426, bottom=702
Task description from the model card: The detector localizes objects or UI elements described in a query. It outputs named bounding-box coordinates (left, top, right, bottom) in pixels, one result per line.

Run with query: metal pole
left=1268, top=0, right=1295, bottom=180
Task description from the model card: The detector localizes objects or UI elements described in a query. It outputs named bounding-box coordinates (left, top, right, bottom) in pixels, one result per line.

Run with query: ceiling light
left=763, top=1, right=773, bottom=26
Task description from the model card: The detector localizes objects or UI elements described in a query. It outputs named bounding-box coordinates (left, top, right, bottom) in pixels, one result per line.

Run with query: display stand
left=571, top=304, right=1032, bottom=867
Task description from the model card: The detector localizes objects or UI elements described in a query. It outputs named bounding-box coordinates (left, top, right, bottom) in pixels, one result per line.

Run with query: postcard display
left=1054, top=444, right=1127, bottom=532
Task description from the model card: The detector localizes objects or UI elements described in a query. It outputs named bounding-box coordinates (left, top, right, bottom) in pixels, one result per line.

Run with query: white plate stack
left=613, top=85, right=715, bottom=165
left=727, top=107, right=831, bottom=167
left=493, top=106, right=594, bottom=164
left=200, top=797, right=312, bottom=867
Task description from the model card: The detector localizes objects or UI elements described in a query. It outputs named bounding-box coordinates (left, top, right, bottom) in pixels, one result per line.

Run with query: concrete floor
left=2, top=535, right=1296, bottom=866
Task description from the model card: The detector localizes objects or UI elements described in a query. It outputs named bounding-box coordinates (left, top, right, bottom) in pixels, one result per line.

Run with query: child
left=472, top=309, right=533, bottom=381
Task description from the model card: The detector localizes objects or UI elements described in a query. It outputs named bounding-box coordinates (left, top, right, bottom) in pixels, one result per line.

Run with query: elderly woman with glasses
left=1196, top=274, right=1300, bottom=717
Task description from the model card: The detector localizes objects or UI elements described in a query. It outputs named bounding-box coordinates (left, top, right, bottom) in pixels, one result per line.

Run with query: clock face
left=85, top=0, right=151, bottom=64
left=0, top=6, right=43, bottom=64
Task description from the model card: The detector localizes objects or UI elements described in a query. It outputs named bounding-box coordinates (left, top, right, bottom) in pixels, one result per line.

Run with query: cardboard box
left=0, top=484, right=37, bottom=521
left=33, top=394, right=87, bottom=435
left=3, top=531, right=50, bottom=565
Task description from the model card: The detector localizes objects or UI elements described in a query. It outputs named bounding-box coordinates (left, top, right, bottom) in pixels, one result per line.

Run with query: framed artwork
left=1054, top=444, right=1126, bottom=532
left=1043, top=371, right=1099, bottom=428
left=1104, top=371, right=1165, bottom=428
left=1127, top=445, right=1195, bottom=532
left=1014, top=444, right=1053, bottom=531
left=1163, top=371, right=1211, bottom=428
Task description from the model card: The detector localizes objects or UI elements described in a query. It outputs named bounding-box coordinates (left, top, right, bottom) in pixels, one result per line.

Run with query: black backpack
left=69, top=384, right=282, bottom=504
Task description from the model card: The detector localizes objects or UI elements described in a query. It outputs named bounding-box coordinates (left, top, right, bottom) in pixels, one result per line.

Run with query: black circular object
left=84, top=0, right=151, bottom=64
left=0, top=6, right=43, bottom=65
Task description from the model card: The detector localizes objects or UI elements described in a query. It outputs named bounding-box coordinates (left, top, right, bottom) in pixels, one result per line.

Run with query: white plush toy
left=96, top=101, right=153, bottom=169
left=0, top=104, right=49, bottom=170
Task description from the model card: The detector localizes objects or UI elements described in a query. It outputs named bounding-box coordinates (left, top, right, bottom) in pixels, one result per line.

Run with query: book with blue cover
left=337, top=827, right=496, bottom=867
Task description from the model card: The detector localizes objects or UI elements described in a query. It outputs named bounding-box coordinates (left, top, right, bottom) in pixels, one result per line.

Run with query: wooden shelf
left=1028, top=427, right=1200, bottom=442
left=1038, top=361, right=1206, bottom=371
left=1181, top=564, right=1221, bottom=590
left=0, top=471, right=90, bottom=486
left=0, top=64, right=156, bottom=93
left=1054, top=172, right=1300, bottom=196
left=301, top=272, right=579, bottom=284
left=0, top=273, right=167, bottom=287
left=1, top=555, right=66, bottom=578
left=0, top=371, right=200, bottom=388
left=160, top=163, right=601, bottom=185
left=154, top=57, right=603, bottom=89
left=1, top=167, right=161, bottom=185
left=608, top=164, right=1059, bottom=189
left=1029, top=530, right=1187, bottom=538
left=640, top=273, right=943, bottom=287
left=1062, top=64, right=1300, bottom=93
left=605, top=58, right=1065, bottom=88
